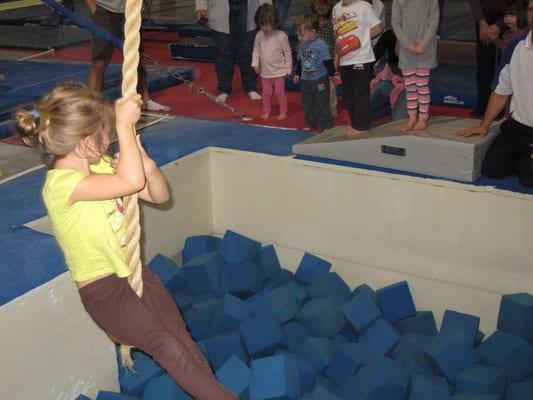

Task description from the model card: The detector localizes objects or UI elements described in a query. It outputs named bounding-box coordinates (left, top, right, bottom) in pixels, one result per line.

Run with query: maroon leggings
left=79, top=268, right=237, bottom=400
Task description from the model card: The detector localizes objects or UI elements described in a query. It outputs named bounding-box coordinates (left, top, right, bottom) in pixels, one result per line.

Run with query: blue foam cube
left=216, top=355, right=251, bottom=399
left=477, top=330, right=532, bottom=383
left=352, top=284, right=378, bottom=304
left=118, top=351, right=162, bottom=396
left=181, top=252, right=222, bottom=295
left=392, top=333, right=437, bottom=376
left=297, top=296, right=346, bottom=338
left=250, top=354, right=300, bottom=400
left=183, top=308, right=211, bottom=340
left=306, top=272, right=351, bottom=304
left=210, top=293, right=252, bottom=335
left=337, top=323, right=359, bottom=342
left=305, top=386, right=340, bottom=400
left=250, top=286, right=299, bottom=324
left=455, top=364, right=506, bottom=398
left=354, top=356, right=409, bottom=400
left=297, top=337, right=335, bottom=373
left=335, top=375, right=358, bottom=400
left=394, top=311, right=438, bottom=336
left=506, top=381, right=533, bottom=400
left=182, top=235, right=221, bottom=264
left=219, top=230, right=261, bottom=264
left=452, top=392, right=500, bottom=400
left=314, top=375, right=335, bottom=394
left=440, top=310, right=480, bottom=346
left=358, top=317, right=401, bottom=355
left=410, top=373, right=451, bottom=400
left=257, top=245, right=283, bottom=281
left=282, top=321, right=313, bottom=352
left=295, top=253, right=331, bottom=285
left=239, top=314, right=286, bottom=357
left=96, top=392, right=140, bottom=400
left=75, top=396, right=92, bottom=400
left=497, top=293, right=533, bottom=341
left=206, top=330, right=249, bottom=370
left=342, top=290, right=382, bottom=331
left=280, top=281, right=309, bottom=308
left=172, top=292, right=193, bottom=312
left=376, top=281, right=417, bottom=322
left=148, top=254, right=187, bottom=294
left=143, top=374, right=192, bottom=400
left=325, top=342, right=372, bottom=384
left=223, top=261, right=263, bottom=298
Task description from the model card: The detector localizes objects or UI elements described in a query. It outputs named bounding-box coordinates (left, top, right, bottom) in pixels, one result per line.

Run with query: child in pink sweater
left=252, top=4, right=292, bottom=120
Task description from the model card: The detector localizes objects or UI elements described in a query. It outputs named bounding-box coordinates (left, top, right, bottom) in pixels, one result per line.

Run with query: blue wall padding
left=223, top=261, right=263, bottom=299
left=296, top=337, right=335, bottom=373
left=215, top=355, right=251, bottom=399
left=142, top=374, right=192, bottom=400
left=182, top=235, right=221, bottom=265
left=210, top=293, right=251, bottom=335
left=294, top=252, right=331, bottom=285
left=392, top=333, right=438, bottom=376
left=249, top=354, right=300, bottom=400
left=455, top=364, right=506, bottom=398
left=325, top=342, right=371, bottom=385
left=376, top=281, right=417, bottom=322
left=425, top=332, right=480, bottom=382
left=250, top=286, right=299, bottom=324
left=440, top=310, right=481, bottom=346
left=147, top=253, right=187, bottom=294
left=342, top=290, right=382, bottom=331
left=358, top=317, right=401, bottom=355
left=282, top=322, right=313, bottom=353
left=218, top=230, right=262, bottom=265
left=181, top=252, right=223, bottom=295
left=256, top=245, right=283, bottom=281
left=410, top=373, right=451, bottom=400
left=354, top=356, right=409, bottom=400
left=206, top=330, right=249, bottom=370
left=506, top=381, right=533, bottom=400
left=305, top=385, right=339, bottom=400
left=476, top=330, right=532, bottom=383
left=96, top=392, right=140, bottom=400
left=306, top=272, right=351, bottom=305
left=118, top=351, right=162, bottom=397
left=239, top=313, right=287, bottom=357
left=394, top=311, right=438, bottom=336
left=497, top=293, right=533, bottom=341
left=452, top=392, right=500, bottom=400
left=297, top=296, right=346, bottom=338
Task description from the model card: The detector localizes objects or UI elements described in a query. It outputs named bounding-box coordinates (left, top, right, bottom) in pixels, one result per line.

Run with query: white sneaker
left=144, top=99, right=171, bottom=112
left=248, top=91, right=262, bottom=100
left=216, top=93, right=229, bottom=103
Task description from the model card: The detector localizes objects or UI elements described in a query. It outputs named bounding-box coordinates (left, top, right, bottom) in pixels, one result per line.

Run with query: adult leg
left=273, top=0, right=291, bottom=29
left=300, top=79, right=318, bottom=129
left=474, top=22, right=497, bottom=115
left=262, top=77, right=275, bottom=118
left=348, top=63, right=372, bottom=133
left=315, top=75, right=333, bottom=129
left=88, top=6, right=116, bottom=92
left=233, top=1, right=258, bottom=95
left=273, top=76, right=288, bottom=119
left=212, top=31, right=235, bottom=96
left=340, top=65, right=356, bottom=130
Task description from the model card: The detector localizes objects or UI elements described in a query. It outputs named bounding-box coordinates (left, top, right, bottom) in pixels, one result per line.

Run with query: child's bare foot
left=413, top=117, right=428, bottom=131
left=303, top=127, right=313, bottom=132
left=346, top=126, right=364, bottom=138
left=261, top=113, right=270, bottom=120
left=403, top=115, right=417, bottom=132
left=277, top=113, right=288, bottom=120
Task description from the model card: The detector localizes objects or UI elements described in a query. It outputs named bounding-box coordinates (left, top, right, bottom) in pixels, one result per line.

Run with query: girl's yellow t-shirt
left=42, top=157, right=132, bottom=282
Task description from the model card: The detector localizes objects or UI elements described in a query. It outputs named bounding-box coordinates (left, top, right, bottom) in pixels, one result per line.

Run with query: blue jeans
left=273, top=0, right=291, bottom=29
left=370, top=80, right=408, bottom=121
left=211, top=1, right=257, bottom=95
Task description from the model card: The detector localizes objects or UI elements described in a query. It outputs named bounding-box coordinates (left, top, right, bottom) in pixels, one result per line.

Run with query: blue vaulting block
left=250, top=354, right=300, bottom=400
left=326, top=342, right=372, bottom=384
left=257, top=245, right=283, bottom=281
left=207, top=330, right=249, bottom=370
left=476, top=330, right=532, bottom=383
left=118, top=351, right=162, bottom=396
left=297, top=337, right=335, bottom=373
left=297, top=296, right=346, bottom=338
left=440, top=310, right=480, bottom=346
left=282, top=321, right=313, bottom=352
left=216, top=355, right=251, bottom=399
left=210, top=293, right=251, bottom=335
left=497, top=293, right=533, bottom=341
left=306, top=272, right=351, bottom=304
left=394, top=311, right=438, bottom=336
left=219, top=230, right=262, bottom=264
left=452, top=393, right=499, bottom=400
left=250, top=285, right=299, bottom=324
left=143, top=374, right=192, bottom=400
left=148, top=254, right=187, bottom=294
left=295, top=252, right=331, bottom=285
left=455, top=364, right=506, bottom=398
left=223, top=261, right=263, bottom=298
left=96, top=392, right=140, bottom=400
left=410, top=373, right=451, bottom=400
left=392, top=333, right=437, bottom=376
left=342, top=290, right=382, bottom=332
left=354, top=356, right=409, bottom=400
left=425, top=332, right=479, bottom=382
left=376, top=281, right=417, bottom=322
left=359, top=317, right=401, bottom=355
left=239, top=314, right=286, bottom=357
left=182, top=235, right=221, bottom=264
left=181, top=252, right=222, bottom=295
left=506, top=381, right=533, bottom=400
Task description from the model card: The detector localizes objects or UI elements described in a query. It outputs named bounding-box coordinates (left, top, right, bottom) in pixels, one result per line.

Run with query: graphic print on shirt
left=301, top=46, right=323, bottom=76
left=108, top=198, right=126, bottom=247
left=334, top=11, right=361, bottom=58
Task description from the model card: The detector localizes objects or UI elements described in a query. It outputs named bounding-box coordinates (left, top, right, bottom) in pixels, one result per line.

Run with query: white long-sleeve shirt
left=195, top=0, right=272, bottom=34
left=252, top=30, right=292, bottom=78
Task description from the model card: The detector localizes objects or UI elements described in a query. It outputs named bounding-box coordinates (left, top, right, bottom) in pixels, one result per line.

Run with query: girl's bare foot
left=346, top=126, right=364, bottom=138
left=413, top=117, right=428, bottom=131
left=403, top=115, right=417, bottom=132
left=261, top=113, right=270, bottom=120
left=303, top=127, right=312, bottom=132
left=277, top=113, right=288, bottom=120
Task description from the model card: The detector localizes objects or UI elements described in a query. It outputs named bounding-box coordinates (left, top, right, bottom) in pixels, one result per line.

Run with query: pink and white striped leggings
left=402, top=68, right=431, bottom=118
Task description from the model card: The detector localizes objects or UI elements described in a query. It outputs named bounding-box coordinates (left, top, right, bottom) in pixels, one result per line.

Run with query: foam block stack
left=81, top=230, right=533, bottom=400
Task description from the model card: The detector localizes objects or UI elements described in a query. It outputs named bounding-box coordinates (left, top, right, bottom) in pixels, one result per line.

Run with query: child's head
left=255, top=3, right=281, bottom=33
left=310, top=0, right=333, bottom=27
left=295, top=13, right=319, bottom=42
left=15, top=82, right=115, bottom=164
left=503, top=0, right=527, bottom=30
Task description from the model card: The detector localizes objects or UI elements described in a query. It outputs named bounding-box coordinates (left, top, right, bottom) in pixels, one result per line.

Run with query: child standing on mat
left=332, top=0, right=383, bottom=137
left=294, top=13, right=336, bottom=132
left=15, top=83, right=237, bottom=400
left=252, top=4, right=292, bottom=120
left=391, top=0, right=439, bottom=132
left=495, top=0, right=528, bottom=54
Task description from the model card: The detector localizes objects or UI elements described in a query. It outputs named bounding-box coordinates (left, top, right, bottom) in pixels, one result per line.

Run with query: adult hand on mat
left=457, top=125, right=488, bottom=138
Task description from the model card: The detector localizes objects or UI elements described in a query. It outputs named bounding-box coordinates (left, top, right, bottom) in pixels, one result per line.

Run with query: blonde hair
left=295, top=13, right=319, bottom=32
left=14, top=82, right=115, bottom=164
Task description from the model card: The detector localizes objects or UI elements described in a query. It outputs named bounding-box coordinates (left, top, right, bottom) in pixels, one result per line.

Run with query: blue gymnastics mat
left=0, top=59, right=193, bottom=122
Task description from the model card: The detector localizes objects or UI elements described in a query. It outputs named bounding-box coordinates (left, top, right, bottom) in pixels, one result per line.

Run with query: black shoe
left=469, top=110, right=484, bottom=117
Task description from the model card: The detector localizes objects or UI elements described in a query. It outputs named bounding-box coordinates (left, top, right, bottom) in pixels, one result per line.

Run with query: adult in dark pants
left=273, top=0, right=291, bottom=28
left=470, top=0, right=505, bottom=117
left=195, top=0, right=268, bottom=103
left=458, top=0, right=533, bottom=187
